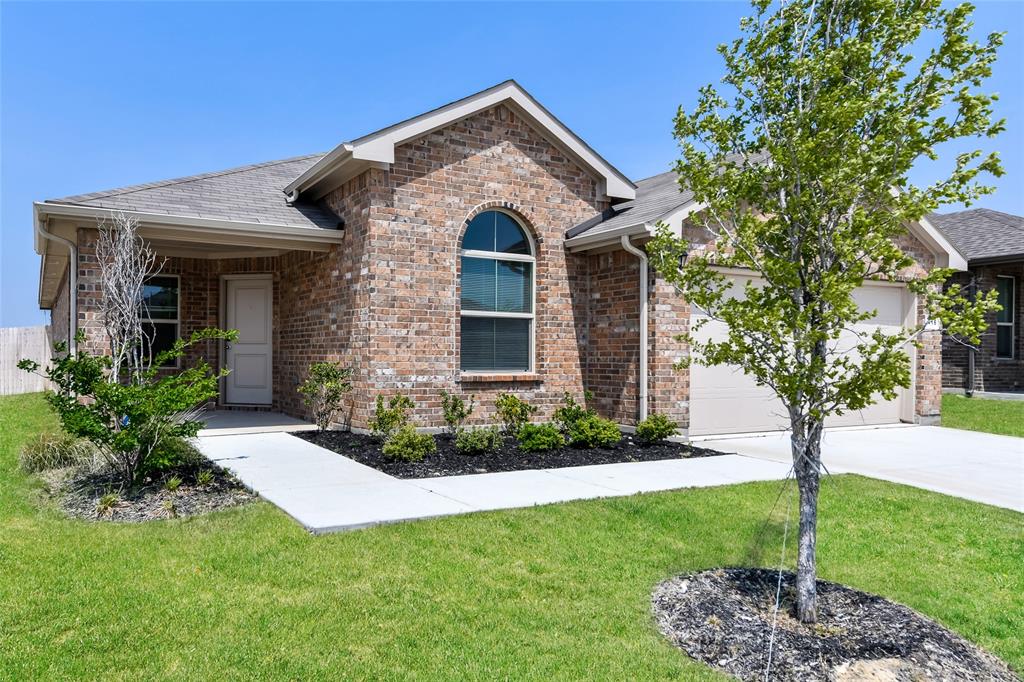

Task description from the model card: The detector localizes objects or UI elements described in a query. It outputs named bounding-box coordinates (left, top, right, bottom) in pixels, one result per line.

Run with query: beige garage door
left=689, top=275, right=913, bottom=436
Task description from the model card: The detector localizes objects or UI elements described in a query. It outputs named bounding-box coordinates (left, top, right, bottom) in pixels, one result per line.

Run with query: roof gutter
left=34, top=205, right=77, bottom=353
left=34, top=202, right=346, bottom=250
left=620, top=234, right=649, bottom=423
left=564, top=223, right=650, bottom=252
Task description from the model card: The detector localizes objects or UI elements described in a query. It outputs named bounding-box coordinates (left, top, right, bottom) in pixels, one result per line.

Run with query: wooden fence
left=0, top=326, right=54, bottom=395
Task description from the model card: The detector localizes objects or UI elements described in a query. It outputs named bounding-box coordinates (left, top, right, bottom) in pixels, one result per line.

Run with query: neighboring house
left=33, top=81, right=965, bottom=435
left=931, top=209, right=1024, bottom=393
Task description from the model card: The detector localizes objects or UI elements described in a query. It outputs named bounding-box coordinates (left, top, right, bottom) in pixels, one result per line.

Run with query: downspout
left=35, top=214, right=77, bottom=353
left=620, top=234, right=648, bottom=422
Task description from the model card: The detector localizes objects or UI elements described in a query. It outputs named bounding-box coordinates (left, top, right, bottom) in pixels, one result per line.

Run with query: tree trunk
left=791, top=421, right=823, bottom=623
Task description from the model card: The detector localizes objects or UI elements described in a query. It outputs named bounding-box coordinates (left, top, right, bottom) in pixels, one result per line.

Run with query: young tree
left=648, top=0, right=1002, bottom=623
left=95, top=212, right=162, bottom=381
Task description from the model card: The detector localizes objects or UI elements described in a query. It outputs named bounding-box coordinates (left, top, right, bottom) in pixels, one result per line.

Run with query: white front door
left=224, top=276, right=273, bottom=405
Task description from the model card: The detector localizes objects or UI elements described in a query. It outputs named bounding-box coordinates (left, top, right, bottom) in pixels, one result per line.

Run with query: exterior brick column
left=648, top=270, right=690, bottom=434
left=915, top=291, right=943, bottom=424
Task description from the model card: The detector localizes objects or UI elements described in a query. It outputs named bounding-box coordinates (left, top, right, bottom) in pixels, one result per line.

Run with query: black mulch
left=41, top=464, right=255, bottom=523
left=652, top=567, right=1018, bottom=682
left=293, top=430, right=727, bottom=479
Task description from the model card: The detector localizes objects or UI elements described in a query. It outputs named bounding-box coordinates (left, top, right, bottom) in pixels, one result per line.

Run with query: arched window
left=459, top=210, right=534, bottom=372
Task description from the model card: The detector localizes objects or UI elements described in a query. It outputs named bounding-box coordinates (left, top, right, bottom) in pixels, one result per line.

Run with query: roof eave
left=34, top=202, right=346, bottom=251
left=968, top=253, right=1024, bottom=267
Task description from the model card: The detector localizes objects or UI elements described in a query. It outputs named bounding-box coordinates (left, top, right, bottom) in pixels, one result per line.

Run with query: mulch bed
left=293, top=430, right=726, bottom=479
left=652, top=567, right=1018, bottom=681
left=40, top=464, right=255, bottom=523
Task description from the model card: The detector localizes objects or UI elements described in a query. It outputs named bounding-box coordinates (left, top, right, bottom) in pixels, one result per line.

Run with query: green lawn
left=942, top=393, right=1024, bottom=438
left=1, top=393, right=1021, bottom=680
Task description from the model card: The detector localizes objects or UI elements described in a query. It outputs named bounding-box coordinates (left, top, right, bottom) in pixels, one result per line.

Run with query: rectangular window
left=140, top=275, right=180, bottom=367
left=995, top=276, right=1015, bottom=359
left=460, top=317, right=531, bottom=372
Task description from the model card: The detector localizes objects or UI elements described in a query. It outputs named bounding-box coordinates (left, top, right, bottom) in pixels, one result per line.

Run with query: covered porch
left=200, top=409, right=316, bottom=436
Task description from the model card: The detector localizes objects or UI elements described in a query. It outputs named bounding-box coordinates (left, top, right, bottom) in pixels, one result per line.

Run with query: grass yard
left=942, top=393, right=1024, bottom=438
left=1, top=393, right=1022, bottom=680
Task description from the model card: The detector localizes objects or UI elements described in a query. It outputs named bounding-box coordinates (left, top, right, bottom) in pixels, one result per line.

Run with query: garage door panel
left=689, top=277, right=910, bottom=436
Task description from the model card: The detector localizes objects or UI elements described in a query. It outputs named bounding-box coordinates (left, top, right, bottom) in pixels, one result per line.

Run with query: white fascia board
left=565, top=223, right=649, bottom=252
left=284, top=144, right=354, bottom=197
left=914, top=215, right=968, bottom=270
left=34, top=202, right=345, bottom=252
left=287, top=81, right=636, bottom=202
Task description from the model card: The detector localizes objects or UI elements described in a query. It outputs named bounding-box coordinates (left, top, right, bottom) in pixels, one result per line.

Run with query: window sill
left=459, top=372, right=541, bottom=383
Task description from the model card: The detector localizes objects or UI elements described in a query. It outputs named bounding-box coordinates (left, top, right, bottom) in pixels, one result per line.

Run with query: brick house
left=34, top=81, right=966, bottom=436
left=931, top=209, right=1023, bottom=393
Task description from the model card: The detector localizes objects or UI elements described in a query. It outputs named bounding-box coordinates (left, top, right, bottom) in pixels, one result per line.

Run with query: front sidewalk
left=196, top=432, right=792, bottom=534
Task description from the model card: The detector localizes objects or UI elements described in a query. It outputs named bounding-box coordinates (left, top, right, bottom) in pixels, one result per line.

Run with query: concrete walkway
left=196, top=432, right=791, bottom=533
left=698, top=425, right=1024, bottom=512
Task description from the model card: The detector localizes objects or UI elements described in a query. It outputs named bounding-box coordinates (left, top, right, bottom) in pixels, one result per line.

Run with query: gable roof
left=284, top=80, right=636, bottom=203
left=567, top=169, right=967, bottom=270
left=43, top=154, right=338, bottom=231
left=929, top=208, right=1024, bottom=264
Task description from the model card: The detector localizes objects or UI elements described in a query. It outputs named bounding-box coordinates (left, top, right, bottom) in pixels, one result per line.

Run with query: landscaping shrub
left=382, top=425, right=437, bottom=462
left=566, top=414, right=621, bottom=449
left=19, top=432, right=95, bottom=473
left=95, top=491, right=119, bottom=518
left=552, top=391, right=594, bottom=433
left=164, top=476, right=183, bottom=493
left=517, top=423, right=565, bottom=452
left=454, top=426, right=502, bottom=455
left=19, top=328, right=235, bottom=485
left=196, top=469, right=214, bottom=487
left=635, top=413, right=679, bottom=444
left=440, top=391, right=475, bottom=436
left=297, top=361, right=352, bottom=431
left=143, top=436, right=205, bottom=477
left=369, top=394, right=415, bottom=441
left=495, top=393, right=537, bottom=437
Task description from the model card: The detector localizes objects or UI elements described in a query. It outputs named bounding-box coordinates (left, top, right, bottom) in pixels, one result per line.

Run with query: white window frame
left=995, top=275, right=1016, bottom=359
left=458, top=209, right=536, bottom=375
left=141, top=274, right=181, bottom=369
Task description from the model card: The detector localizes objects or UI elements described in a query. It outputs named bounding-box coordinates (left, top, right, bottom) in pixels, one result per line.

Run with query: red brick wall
left=585, top=250, right=640, bottom=424
left=328, top=103, right=607, bottom=427
left=943, top=264, right=1024, bottom=393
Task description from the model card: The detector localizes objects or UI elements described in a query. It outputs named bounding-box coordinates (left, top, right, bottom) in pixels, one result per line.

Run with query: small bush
left=162, top=498, right=178, bottom=519
left=553, top=391, right=594, bottom=433
left=517, top=423, right=565, bottom=452
left=95, top=492, right=119, bottom=518
left=566, top=414, right=621, bottom=449
left=369, top=394, right=415, bottom=441
left=440, top=391, right=475, bottom=435
left=454, top=426, right=502, bottom=455
left=635, top=413, right=679, bottom=444
left=495, top=393, right=537, bottom=437
left=144, top=436, right=204, bottom=477
left=382, top=425, right=437, bottom=462
left=298, top=361, right=353, bottom=431
left=196, top=469, right=214, bottom=487
left=19, top=432, right=95, bottom=473
left=164, top=476, right=183, bottom=493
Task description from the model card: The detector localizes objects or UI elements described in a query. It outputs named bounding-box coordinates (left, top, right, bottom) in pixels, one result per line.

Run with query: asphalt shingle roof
left=566, top=171, right=695, bottom=239
left=46, top=154, right=339, bottom=230
left=929, top=208, right=1024, bottom=263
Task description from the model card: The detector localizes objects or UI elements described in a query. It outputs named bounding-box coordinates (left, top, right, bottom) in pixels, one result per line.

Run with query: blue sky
left=2, top=1, right=1021, bottom=327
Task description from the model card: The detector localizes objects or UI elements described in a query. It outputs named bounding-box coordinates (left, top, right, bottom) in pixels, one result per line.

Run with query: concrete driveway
left=696, top=425, right=1024, bottom=512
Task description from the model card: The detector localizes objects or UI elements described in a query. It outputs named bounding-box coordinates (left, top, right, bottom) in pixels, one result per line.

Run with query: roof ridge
left=973, top=208, right=1024, bottom=233
left=52, top=153, right=325, bottom=204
